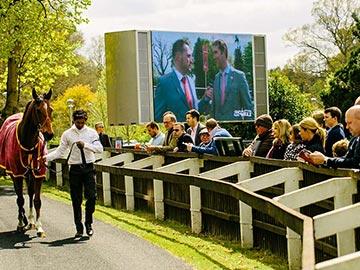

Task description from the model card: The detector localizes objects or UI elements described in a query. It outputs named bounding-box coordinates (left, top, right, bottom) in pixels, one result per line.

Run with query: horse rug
left=0, top=113, right=47, bottom=178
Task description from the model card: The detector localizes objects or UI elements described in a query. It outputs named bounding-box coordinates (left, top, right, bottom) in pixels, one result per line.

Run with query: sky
left=78, top=0, right=315, bottom=69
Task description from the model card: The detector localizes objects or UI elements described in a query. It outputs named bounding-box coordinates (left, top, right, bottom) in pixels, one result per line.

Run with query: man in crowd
left=242, top=114, right=274, bottom=157
left=323, top=107, right=345, bottom=157
left=146, top=112, right=177, bottom=153
left=95, top=122, right=112, bottom=148
left=173, top=123, right=193, bottom=152
left=146, top=121, right=165, bottom=146
left=209, top=39, right=253, bottom=121
left=154, top=38, right=211, bottom=122
left=310, top=105, right=360, bottom=168
left=186, top=118, right=231, bottom=155
left=44, top=110, right=103, bottom=237
left=198, top=128, right=211, bottom=147
left=185, top=109, right=205, bottom=146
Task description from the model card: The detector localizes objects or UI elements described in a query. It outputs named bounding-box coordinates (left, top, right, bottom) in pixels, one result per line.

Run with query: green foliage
left=284, top=0, right=359, bottom=74
left=268, top=71, right=312, bottom=125
left=193, top=38, right=217, bottom=94
left=51, top=84, right=95, bottom=137
left=51, top=54, right=99, bottom=99
left=321, top=13, right=360, bottom=113
left=0, top=0, right=91, bottom=113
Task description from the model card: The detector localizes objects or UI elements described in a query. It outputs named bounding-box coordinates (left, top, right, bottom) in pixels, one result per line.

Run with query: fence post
left=334, top=191, right=356, bottom=256
left=101, top=151, right=112, bottom=206
left=285, top=175, right=302, bottom=270
left=154, top=179, right=164, bottom=220
left=152, top=158, right=165, bottom=218
left=238, top=162, right=253, bottom=248
left=56, top=162, right=63, bottom=186
left=190, top=164, right=202, bottom=234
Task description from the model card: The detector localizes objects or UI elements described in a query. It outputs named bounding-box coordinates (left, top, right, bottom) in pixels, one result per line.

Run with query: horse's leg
left=13, top=177, right=28, bottom=232
left=25, top=175, right=35, bottom=230
left=33, top=177, right=45, bottom=237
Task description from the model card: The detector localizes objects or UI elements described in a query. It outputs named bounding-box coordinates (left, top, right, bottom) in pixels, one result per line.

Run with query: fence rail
left=48, top=149, right=360, bottom=270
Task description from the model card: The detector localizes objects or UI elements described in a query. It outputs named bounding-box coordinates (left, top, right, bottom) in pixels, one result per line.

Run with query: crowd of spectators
left=133, top=96, right=360, bottom=170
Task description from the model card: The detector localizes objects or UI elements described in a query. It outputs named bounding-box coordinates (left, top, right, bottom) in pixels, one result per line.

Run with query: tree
left=51, top=55, right=99, bottom=98
left=284, top=0, right=359, bottom=74
left=321, top=14, right=360, bottom=114
left=268, top=70, right=313, bottom=125
left=152, top=36, right=172, bottom=78
left=0, top=0, right=91, bottom=119
left=86, top=35, right=105, bottom=77
left=242, top=42, right=254, bottom=92
left=51, top=84, right=95, bottom=137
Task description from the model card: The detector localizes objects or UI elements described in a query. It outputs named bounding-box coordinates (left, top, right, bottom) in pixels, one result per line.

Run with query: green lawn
left=1, top=177, right=288, bottom=270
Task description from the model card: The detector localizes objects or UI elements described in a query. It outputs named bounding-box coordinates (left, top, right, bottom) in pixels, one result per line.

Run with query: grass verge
left=1, top=178, right=288, bottom=270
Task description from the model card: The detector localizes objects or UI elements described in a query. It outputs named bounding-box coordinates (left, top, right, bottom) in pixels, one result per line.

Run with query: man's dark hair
left=146, top=121, right=159, bottom=130
left=186, top=109, right=200, bottom=121
left=172, top=38, right=190, bottom=62
left=73, top=109, right=88, bottom=121
left=213, top=39, right=228, bottom=58
left=324, top=107, right=342, bottom=122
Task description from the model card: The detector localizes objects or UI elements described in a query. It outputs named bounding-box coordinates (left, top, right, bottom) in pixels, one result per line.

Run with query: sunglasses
left=173, top=129, right=181, bottom=132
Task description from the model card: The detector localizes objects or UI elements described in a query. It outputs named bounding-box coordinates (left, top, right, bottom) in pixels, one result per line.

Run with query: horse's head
left=30, top=88, right=54, bottom=141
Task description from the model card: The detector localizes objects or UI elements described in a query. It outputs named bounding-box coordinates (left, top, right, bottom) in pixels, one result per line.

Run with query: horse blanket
left=0, top=113, right=47, bottom=178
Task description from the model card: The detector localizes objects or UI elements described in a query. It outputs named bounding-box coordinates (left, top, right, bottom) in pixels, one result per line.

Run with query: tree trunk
left=2, top=55, right=19, bottom=120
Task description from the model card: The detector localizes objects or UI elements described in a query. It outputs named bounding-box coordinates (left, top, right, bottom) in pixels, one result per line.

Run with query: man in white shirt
left=44, top=109, right=103, bottom=238
left=185, top=109, right=205, bottom=146
left=146, top=121, right=165, bottom=146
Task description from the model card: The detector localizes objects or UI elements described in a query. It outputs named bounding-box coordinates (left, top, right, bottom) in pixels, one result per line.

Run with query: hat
left=199, top=128, right=210, bottom=135
left=255, top=114, right=273, bottom=129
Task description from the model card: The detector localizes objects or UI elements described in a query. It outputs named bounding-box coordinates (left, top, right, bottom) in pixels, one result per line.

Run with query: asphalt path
left=0, top=185, right=192, bottom=270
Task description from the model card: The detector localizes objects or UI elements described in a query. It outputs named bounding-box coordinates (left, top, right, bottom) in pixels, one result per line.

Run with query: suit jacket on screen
left=154, top=71, right=208, bottom=122
left=212, top=66, right=253, bottom=121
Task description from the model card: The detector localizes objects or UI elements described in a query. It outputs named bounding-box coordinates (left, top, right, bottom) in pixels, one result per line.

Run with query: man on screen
left=209, top=39, right=253, bottom=121
left=154, top=38, right=211, bottom=122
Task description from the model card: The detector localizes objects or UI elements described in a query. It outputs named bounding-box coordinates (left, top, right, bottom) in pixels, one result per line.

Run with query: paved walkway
left=0, top=185, right=192, bottom=270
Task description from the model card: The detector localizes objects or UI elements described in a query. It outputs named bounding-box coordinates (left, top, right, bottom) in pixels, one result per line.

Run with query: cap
left=255, top=114, right=273, bottom=129
left=199, top=128, right=210, bottom=135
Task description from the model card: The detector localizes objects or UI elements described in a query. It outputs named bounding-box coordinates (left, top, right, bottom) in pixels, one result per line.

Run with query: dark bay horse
left=0, top=89, right=53, bottom=237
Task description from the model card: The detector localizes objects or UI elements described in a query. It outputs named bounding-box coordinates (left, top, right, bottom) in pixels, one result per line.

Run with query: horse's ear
left=44, top=89, right=52, bottom=100
left=32, top=88, right=38, bottom=100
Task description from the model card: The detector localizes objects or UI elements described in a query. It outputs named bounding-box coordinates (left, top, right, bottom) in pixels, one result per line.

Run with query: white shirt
left=46, top=125, right=103, bottom=164
left=190, top=125, right=198, bottom=143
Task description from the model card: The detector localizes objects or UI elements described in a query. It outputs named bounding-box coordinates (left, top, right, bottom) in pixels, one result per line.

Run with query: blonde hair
left=273, top=119, right=291, bottom=145
left=311, top=110, right=325, bottom=128
left=299, top=117, right=326, bottom=147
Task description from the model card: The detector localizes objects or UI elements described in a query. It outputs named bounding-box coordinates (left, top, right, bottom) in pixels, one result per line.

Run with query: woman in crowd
left=299, top=117, right=326, bottom=153
left=284, top=124, right=306, bottom=160
left=266, top=119, right=291, bottom=159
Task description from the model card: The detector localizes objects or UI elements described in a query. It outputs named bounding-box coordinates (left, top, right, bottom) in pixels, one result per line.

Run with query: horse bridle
left=32, top=98, right=51, bottom=132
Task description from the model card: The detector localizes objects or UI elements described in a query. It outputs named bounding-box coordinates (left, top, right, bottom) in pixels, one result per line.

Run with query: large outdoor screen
left=151, top=31, right=255, bottom=122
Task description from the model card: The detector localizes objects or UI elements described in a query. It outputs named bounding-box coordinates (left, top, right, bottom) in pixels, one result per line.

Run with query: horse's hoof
left=16, top=226, right=26, bottom=233
left=25, top=223, right=35, bottom=231
left=37, top=231, right=46, bottom=238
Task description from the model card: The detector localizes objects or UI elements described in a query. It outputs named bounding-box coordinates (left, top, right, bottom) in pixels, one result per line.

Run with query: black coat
left=304, top=134, right=324, bottom=154
left=327, top=137, right=360, bottom=169
left=186, top=123, right=206, bottom=146
left=99, top=133, right=111, bottom=148
left=325, top=124, right=345, bottom=157
left=177, top=133, right=193, bottom=152
left=252, top=129, right=274, bottom=157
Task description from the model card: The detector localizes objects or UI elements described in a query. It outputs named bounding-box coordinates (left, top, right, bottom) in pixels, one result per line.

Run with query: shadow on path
left=41, top=236, right=90, bottom=247
left=0, top=230, right=35, bottom=250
